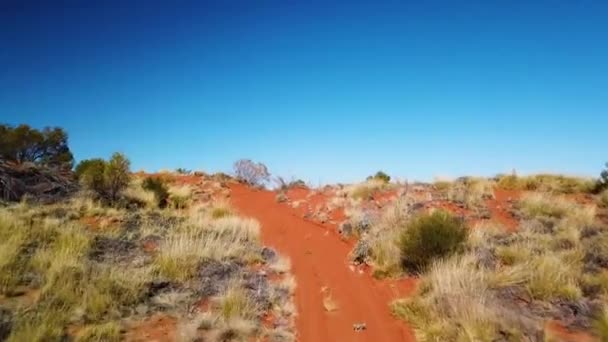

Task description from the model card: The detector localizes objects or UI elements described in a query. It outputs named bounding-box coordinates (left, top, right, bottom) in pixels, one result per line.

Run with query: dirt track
left=229, top=184, right=416, bottom=342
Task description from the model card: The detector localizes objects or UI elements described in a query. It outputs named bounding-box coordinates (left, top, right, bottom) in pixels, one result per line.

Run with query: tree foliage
left=76, top=153, right=131, bottom=203
left=0, top=124, right=74, bottom=168
left=367, top=171, right=391, bottom=183
left=233, top=159, right=270, bottom=187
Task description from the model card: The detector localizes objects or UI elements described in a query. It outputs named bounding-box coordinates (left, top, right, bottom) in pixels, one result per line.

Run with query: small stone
left=353, top=323, right=367, bottom=331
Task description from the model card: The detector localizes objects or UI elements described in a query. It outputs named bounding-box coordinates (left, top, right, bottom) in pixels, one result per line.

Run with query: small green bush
left=367, top=171, right=391, bottom=183
left=104, top=153, right=131, bottom=203
left=142, top=178, right=169, bottom=208
left=77, top=153, right=131, bottom=204
left=77, top=159, right=107, bottom=195
left=398, top=211, right=468, bottom=273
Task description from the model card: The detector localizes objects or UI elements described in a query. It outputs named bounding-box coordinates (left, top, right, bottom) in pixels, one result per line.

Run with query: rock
left=339, top=222, right=353, bottom=236
left=197, top=260, right=243, bottom=297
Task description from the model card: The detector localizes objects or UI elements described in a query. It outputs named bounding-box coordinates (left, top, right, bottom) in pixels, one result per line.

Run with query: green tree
left=76, top=153, right=131, bottom=204
left=104, top=153, right=131, bottom=203
left=77, top=159, right=107, bottom=195
left=75, top=158, right=106, bottom=178
left=0, top=124, right=74, bottom=168
left=367, top=171, right=391, bottom=183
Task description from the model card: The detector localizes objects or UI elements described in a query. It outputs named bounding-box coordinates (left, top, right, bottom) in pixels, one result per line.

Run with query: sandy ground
left=230, top=183, right=416, bottom=342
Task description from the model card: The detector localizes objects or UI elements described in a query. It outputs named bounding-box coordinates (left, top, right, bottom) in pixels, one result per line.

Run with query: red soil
left=545, top=320, right=598, bottom=342
left=485, top=188, right=521, bottom=231
left=124, top=314, right=177, bottom=342
left=230, top=183, right=416, bottom=342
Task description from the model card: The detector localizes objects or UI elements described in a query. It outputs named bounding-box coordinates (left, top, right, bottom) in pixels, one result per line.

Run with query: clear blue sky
left=1, top=1, right=606, bottom=183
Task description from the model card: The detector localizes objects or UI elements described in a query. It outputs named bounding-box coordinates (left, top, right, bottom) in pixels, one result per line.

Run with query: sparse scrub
left=123, top=178, right=157, bottom=208
left=367, top=171, right=391, bottom=183
left=392, top=255, right=506, bottom=341
left=398, top=211, right=468, bottom=273
left=518, top=193, right=595, bottom=227
left=77, top=153, right=131, bottom=204
left=209, top=201, right=233, bottom=219
left=0, top=189, right=291, bottom=341
left=142, top=177, right=169, bottom=208
left=497, top=173, right=595, bottom=193
left=527, top=253, right=582, bottom=300
left=76, top=322, right=121, bottom=342
left=345, top=179, right=389, bottom=200
left=393, top=188, right=606, bottom=340
left=169, top=184, right=192, bottom=209
left=217, top=284, right=257, bottom=321
left=445, top=177, right=495, bottom=208
left=156, top=215, right=260, bottom=281
left=233, top=159, right=270, bottom=187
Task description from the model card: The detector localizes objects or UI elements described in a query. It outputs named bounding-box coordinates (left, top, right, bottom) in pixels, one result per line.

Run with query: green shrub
left=367, top=171, right=391, bottom=183
left=104, top=153, right=131, bottom=203
left=78, top=159, right=107, bottom=195
left=142, top=178, right=169, bottom=208
left=0, top=124, right=74, bottom=168
left=77, top=153, right=131, bottom=204
left=398, top=211, right=468, bottom=273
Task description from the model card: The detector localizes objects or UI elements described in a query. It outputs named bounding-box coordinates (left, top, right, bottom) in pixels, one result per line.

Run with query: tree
left=0, top=124, right=74, bottom=168
left=75, top=158, right=106, bottom=178
left=367, top=171, right=391, bottom=183
left=233, top=159, right=270, bottom=187
left=76, top=153, right=131, bottom=204
left=77, top=159, right=106, bottom=195
left=104, top=153, right=131, bottom=203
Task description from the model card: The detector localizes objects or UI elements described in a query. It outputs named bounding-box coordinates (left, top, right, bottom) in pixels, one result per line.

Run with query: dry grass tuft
left=169, top=184, right=193, bottom=209
left=343, top=179, right=390, bottom=200
left=156, top=215, right=260, bottom=281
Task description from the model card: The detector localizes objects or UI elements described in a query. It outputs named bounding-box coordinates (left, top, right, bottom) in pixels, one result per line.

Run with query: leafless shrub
left=233, top=159, right=270, bottom=187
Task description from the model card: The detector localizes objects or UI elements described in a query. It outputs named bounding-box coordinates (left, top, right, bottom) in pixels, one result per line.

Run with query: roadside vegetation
left=0, top=125, right=295, bottom=341
left=0, top=185, right=295, bottom=341
left=389, top=192, right=607, bottom=340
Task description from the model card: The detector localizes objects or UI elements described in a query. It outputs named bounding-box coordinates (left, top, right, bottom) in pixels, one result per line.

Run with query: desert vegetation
left=0, top=197, right=295, bottom=341
left=0, top=126, right=295, bottom=341
left=388, top=192, right=608, bottom=340
left=2, top=122, right=608, bottom=341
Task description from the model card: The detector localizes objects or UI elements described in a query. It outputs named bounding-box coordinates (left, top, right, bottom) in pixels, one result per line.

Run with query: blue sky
left=1, top=1, right=606, bottom=183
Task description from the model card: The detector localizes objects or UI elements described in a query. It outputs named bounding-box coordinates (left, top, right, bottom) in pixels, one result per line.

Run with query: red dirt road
left=230, top=184, right=416, bottom=342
